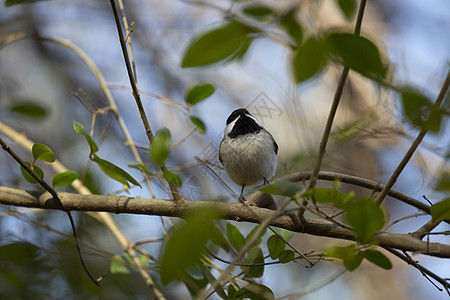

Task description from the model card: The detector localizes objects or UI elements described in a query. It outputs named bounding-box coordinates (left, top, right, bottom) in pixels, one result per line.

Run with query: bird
left=219, top=108, right=278, bottom=201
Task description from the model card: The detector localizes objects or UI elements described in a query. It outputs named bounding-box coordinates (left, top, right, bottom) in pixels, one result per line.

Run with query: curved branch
left=1, top=186, right=449, bottom=258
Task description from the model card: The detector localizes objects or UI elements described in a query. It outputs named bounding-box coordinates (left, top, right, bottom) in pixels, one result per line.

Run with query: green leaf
left=303, top=187, right=350, bottom=208
left=110, top=255, right=130, bottom=274
left=183, top=266, right=208, bottom=297
left=92, top=155, right=141, bottom=188
left=345, top=199, right=384, bottom=244
left=267, top=234, right=285, bottom=259
left=0, top=242, right=39, bottom=264
left=163, top=170, right=182, bottom=187
left=242, top=247, right=264, bottom=278
left=226, top=223, right=245, bottom=251
left=150, top=128, right=171, bottom=165
left=9, top=101, right=48, bottom=118
left=336, top=0, right=356, bottom=20
left=234, top=283, right=275, bottom=300
left=278, top=249, right=295, bottom=264
left=324, top=244, right=363, bottom=271
left=181, top=21, right=252, bottom=68
left=160, top=207, right=222, bottom=284
left=185, top=82, right=216, bottom=105
left=363, top=249, right=392, bottom=270
left=430, top=198, right=450, bottom=222
left=52, top=171, right=80, bottom=187
left=128, top=163, right=152, bottom=175
left=189, top=116, right=207, bottom=133
left=200, top=265, right=227, bottom=299
left=434, top=171, right=450, bottom=191
left=401, top=89, right=442, bottom=132
left=325, top=32, right=387, bottom=78
left=32, top=144, right=55, bottom=163
left=228, top=284, right=238, bottom=299
left=259, top=179, right=302, bottom=198
left=209, top=224, right=231, bottom=253
left=73, top=121, right=98, bottom=155
left=242, top=5, right=274, bottom=20
left=20, top=162, right=44, bottom=184
left=280, top=6, right=303, bottom=46
left=230, top=37, right=254, bottom=61
left=292, top=37, right=327, bottom=83
left=245, top=225, right=266, bottom=249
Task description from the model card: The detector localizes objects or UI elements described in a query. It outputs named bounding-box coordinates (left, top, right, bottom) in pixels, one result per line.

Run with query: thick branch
left=1, top=186, right=449, bottom=258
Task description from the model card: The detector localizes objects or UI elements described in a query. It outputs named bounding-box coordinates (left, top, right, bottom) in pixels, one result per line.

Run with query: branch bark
left=1, top=186, right=449, bottom=258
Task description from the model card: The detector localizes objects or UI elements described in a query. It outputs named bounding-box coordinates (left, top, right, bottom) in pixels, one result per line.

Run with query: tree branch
left=376, top=69, right=450, bottom=204
left=1, top=186, right=449, bottom=258
left=298, top=0, right=367, bottom=219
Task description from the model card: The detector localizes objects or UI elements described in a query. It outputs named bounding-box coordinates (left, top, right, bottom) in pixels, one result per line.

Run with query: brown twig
left=298, top=0, right=368, bottom=219
left=109, top=0, right=181, bottom=202
left=376, top=70, right=450, bottom=205
left=384, top=248, right=450, bottom=296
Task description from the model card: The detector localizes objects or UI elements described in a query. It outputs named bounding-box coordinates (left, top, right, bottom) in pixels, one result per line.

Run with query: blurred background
left=0, top=0, right=449, bottom=299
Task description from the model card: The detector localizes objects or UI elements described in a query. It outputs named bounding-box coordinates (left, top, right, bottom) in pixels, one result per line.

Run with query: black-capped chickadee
left=219, top=108, right=278, bottom=200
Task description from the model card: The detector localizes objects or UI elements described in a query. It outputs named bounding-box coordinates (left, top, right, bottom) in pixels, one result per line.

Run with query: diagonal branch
left=377, top=70, right=450, bottom=204
left=298, top=0, right=368, bottom=219
left=109, top=0, right=181, bottom=203
left=1, top=186, right=449, bottom=258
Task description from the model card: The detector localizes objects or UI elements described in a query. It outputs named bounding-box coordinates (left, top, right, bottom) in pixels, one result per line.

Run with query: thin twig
left=0, top=137, right=100, bottom=286
left=298, top=0, right=368, bottom=219
left=109, top=0, right=181, bottom=203
left=384, top=248, right=450, bottom=295
left=377, top=70, right=450, bottom=204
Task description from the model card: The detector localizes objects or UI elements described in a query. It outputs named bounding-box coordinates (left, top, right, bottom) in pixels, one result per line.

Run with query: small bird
left=219, top=108, right=278, bottom=200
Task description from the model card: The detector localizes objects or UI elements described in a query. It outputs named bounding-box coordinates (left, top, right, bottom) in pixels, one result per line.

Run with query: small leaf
left=242, top=247, right=264, bottom=278
left=234, top=283, right=275, bottom=300
left=434, top=171, right=450, bottom=191
left=401, top=89, right=442, bottom=132
left=280, top=6, right=303, bottom=46
left=245, top=225, right=266, bottom=249
left=128, top=163, right=152, bottom=175
left=92, top=155, right=141, bottom=188
left=278, top=249, right=295, bottom=264
left=226, top=223, right=245, bottom=251
left=9, top=101, right=48, bottom=118
left=6, top=0, right=49, bottom=6
left=52, top=171, right=80, bottom=187
left=292, top=37, right=327, bottom=83
left=242, top=5, right=274, bottom=20
left=163, top=170, right=182, bottom=187
left=200, top=265, right=227, bottom=299
left=20, top=162, right=44, bottom=184
left=0, top=242, right=39, bottom=264
left=430, top=198, right=450, bottom=222
left=345, top=199, right=384, bottom=244
left=267, top=234, right=285, bottom=259
left=336, top=0, right=356, bottom=20
left=303, top=187, right=350, bottom=208
left=324, top=244, right=363, bottom=271
left=363, top=249, right=392, bottom=270
left=73, top=121, right=98, bottom=155
left=32, top=144, right=55, bottom=163
left=181, top=21, right=252, bottom=68
left=160, top=208, right=222, bottom=284
left=150, top=128, right=171, bottom=165
left=189, top=116, right=207, bottom=133
left=325, top=32, right=387, bottom=78
left=259, top=179, right=302, bottom=198
left=185, top=82, right=216, bottom=105
left=110, top=255, right=130, bottom=274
